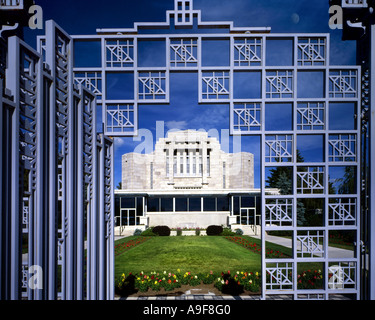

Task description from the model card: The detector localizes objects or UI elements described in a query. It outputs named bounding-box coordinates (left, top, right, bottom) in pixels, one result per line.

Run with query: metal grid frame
left=66, top=0, right=361, bottom=300
left=0, top=18, right=114, bottom=300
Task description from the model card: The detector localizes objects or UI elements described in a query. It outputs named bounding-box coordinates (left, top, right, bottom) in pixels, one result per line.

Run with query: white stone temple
left=115, top=130, right=266, bottom=235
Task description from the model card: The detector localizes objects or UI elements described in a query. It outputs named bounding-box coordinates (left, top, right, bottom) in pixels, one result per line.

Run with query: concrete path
left=252, top=234, right=354, bottom=259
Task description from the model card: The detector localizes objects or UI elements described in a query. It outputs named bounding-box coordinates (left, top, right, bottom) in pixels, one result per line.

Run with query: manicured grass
left=115, top=236, right=261, bottom=278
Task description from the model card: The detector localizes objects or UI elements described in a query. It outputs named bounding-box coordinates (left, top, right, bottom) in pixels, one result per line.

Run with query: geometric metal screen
left=70, top=0, right=361, bottom=299
left=0, top=15, right=114, bottom=300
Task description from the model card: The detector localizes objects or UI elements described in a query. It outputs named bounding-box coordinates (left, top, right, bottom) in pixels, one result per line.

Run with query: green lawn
left=115, top=236, right=261, bottom=278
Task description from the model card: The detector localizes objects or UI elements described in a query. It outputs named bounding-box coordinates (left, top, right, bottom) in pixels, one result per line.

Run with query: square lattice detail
left=329, top=70, right=358, bottom=98
left=170, top=38, right=198, bottom=67
left=106, top=39, right=134, bottom=68
left=105, top=104, right=136, bottom=134
left=265, top=135, right=293, bottom=163
left=328, top=134, right=357, bottom=162
left=328, top=198, right=356, bottom=226
left=297, top=230, right=325, bottom=258
left=201, top=71, right=230, bottom=100
left=266, top=70, right=293, bottom=99
left=138, top=72, right=167, bottom=101
left=297, top=37, right=326, bottom=66
left=266, top=263, right=293, bottom=291
left=74, top=72, right=102, bottom=99
left=233, top=38, right=262, bottom=67
left=232, top=103, right=261, bottom=132
left=297, top=167, right=325, bottom=194
left=328, top=262, right=356, bottom=290
left=265, top=198, right=293, bottom=226
left=297, top=102, right=325, bottom=131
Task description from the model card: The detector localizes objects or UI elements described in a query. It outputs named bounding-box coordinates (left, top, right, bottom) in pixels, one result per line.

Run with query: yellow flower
left=255, top=272, right=259, bottom=276
left=154, top=281, right=158, bottom=285
left=177, top=269, right=181, bottom=273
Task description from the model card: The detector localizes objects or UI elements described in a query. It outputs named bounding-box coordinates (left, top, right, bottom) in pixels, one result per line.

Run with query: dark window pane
left=189, top=197, right=201, bottom=211
left=241, top=196, right=255, bottom=208
left=122, top=197, right=135, bottom=208
left=148, top=198, right=160, bottom=212
left=217, top=197, right=229, bottom=211
left=203, top=197, right=216, bottom=211
left=161, top=198, right=173, bottom=212
left=115, top=197, right=120, bottom=217
left=175, top=198, right=188, bottom=211
left=129, top=210, right=136, bottom=226
left=233, top=196, right=240, bottom=215
left=137, top=197, right=144, bottom=216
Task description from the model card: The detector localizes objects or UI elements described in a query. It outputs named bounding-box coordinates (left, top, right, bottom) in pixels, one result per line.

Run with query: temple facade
left=115, top=130, right=265, bottom=234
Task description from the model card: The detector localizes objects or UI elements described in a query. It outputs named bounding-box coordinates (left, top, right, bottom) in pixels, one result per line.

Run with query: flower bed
left=297, top=269, right=324, bottom=289
left=114, top=237, right=151, bottom=257
left=214, top=270, right=261, bottom=294
left=225, top=236, right=289, bottom=258
left=115, top=270, right=261, bottom=296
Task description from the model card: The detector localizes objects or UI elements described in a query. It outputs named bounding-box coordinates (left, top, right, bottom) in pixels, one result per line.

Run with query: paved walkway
left=253, top=234, right=354, bottom=259
left=117, top=293, right=352, bottom=301
left=119, top=294, right=261, bottom=301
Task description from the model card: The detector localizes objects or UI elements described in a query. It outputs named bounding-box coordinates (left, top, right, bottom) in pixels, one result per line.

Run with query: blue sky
left=24, top=0, right=358, bottom=188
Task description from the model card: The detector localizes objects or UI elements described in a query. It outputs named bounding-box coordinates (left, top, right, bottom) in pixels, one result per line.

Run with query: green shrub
left=195, top=228, right=201, bottom=236
left=133, top=229, right=143, bottom=236
left=220, top=227, right=235, bottom=236
left=206, top=225, right=223, bottom=236
left=176, top=228, right=182, bottom=236
left=235, top=228, right=244, bottom=235
left=152, top=225, right=171, bottom=236
left=141, top=228, right=157, bottom=236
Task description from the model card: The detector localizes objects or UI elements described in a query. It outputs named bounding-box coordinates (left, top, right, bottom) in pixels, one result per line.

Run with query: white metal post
left=369, top=24, right=375, bottom=300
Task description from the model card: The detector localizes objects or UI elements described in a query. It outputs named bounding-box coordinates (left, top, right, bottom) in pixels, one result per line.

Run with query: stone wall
left=122, top=130, right=254, bottom=191
left=147, top=212, right=229, bottom=229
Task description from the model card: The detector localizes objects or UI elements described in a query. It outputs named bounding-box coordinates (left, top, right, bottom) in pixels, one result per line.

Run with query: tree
left=337, top=166, right=356, bottom=195
left=266, top=150, right=306, bottom=226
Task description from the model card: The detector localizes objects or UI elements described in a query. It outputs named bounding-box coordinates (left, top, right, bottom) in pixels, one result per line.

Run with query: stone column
left=202, top=141, right=208, bottom=185
left=168, top=142, right=174, bottom=185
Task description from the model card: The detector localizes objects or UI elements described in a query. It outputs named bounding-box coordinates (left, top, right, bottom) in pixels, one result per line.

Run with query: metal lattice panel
left=297, top=37, right=326, bottom=66
left=105, top=39, right=134, bottom=68
left=329, top=70, right=358, bottom=98
left=266, top=70, right=293, bottom=99
left=201, top=71, right=230, bottom=101
left=65, top=0, right=362, bottom=300
left=0, top=19, right=114, bottom=300
left=265, top=135, right=293, bottom=163
left=170, top=38, right=198, bottom=68
left=74, top=72, right=102, bottom=99
left=266, top=262, right=294, bottom=291
left=232, top=102, right=262, bottom=133
left=328, top=198, right=357, bottom=226
left=297, top=102, right=325, bottom=131
left=233, top=37, right=262, bottom=67
left=265, top=199, right=293, bottom=226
